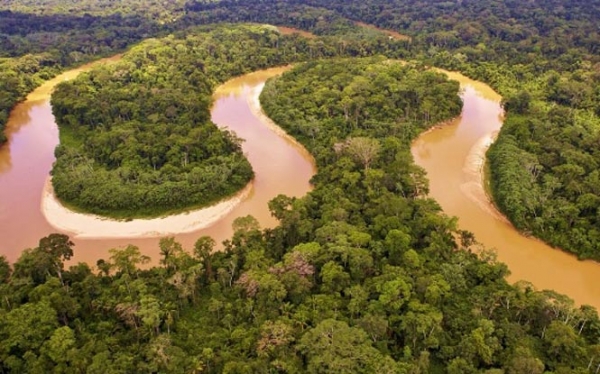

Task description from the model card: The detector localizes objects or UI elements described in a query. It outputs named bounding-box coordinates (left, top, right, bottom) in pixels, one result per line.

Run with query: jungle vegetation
left=49, top=24, right=410, bottom=217
left=0, top=9, right=164, bottom=145
left=183, top=0, right=600, bottom=260
left=1, top=0, right=600, bottom=372
left=4, top=58, right=600, bottom=373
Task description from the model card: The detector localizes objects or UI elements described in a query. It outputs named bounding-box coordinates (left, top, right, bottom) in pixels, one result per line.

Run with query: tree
left=399, top=301, right=443, bottom=351
left=137, top=295, right=163, bottom=336
left=109, top=245, right=150, bottom=277
left=0, top=255, right=10, bottom=283
left=256, top=320, right=294, bottom=359
left=159, top=237, right=185, bottom=273
left=507, top=347, right=544, bottom=374
left=320, top=261, right=350, bottom=293
left=0, top=301, right=58, bottom=369
left=459, top=319, right=500, bottom=366
left=502, top=91, right=532, bottom=114
left=543, top=321, right=586, bottom=368
left=343, top=137, right=381, bottom=171
left=298, top=319, right=398, bottom=373
left=12, top=234, right=74, bottom=286
left=194, top=236, right=215, bottom=281
left=42, top=326, right=77, bottom=369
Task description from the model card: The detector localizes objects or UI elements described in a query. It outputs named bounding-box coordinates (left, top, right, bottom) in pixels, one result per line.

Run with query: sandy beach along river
left=0, top=65, right=315, bottom=265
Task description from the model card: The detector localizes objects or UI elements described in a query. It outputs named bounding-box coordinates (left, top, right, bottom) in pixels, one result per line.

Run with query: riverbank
left=459, top=131, right=510, bottom=223
left=249, top=82, right=317, bottom=168
left=39, top=69, right=318, bottom=240
left=39, top=74, right=258, bottom=238
left=41, top=178, right=253, bottom=239
left=411, top=77, right=600, bottom=310
left=38, top=73, right=263, bottom=239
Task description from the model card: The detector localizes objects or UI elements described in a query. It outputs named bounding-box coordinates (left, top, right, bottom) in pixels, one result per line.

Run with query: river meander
left=412, top=71, right=600, bottom=309
left=1, top=59, right=600, bottom=309
left=0, top=64, right=314, bottom=267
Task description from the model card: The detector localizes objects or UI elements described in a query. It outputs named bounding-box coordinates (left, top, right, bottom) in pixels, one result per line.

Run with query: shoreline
left=40, top=70, right=316, bottom=239
left=417, top=116, right=460, bottom=137
left=39, top=68, right=316, bottom=240
left=459, top=131, right=511, bottom=223
left=39, top=75, right=271, bottom=239
left=248, top=82, right=317, bottom=169
left=41, top=178, right=254, bottom=239
left=461, top=130, right=565, bottom=247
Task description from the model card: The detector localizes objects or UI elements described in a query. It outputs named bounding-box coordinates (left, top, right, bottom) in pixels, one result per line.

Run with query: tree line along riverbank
left=4, top=54, right=600, bottom=372
left=0, top=0, right=600, bottom=371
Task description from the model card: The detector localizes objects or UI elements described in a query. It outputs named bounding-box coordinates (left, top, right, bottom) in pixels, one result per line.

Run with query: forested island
left=1, top=0, right=600, bottom=372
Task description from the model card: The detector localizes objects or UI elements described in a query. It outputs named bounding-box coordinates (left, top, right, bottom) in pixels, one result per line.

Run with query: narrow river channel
left=412, top=71, right=600, bottom=309
left=1, top=60, right=599, bottom=309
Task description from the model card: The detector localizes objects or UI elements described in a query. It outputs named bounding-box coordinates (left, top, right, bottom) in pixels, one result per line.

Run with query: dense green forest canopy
left=0, top=0, right=187, bottom=21
left=0, top=10, right=165, bottom=146
left=482, top=61, right=600, bottom=259
left=260, top=58, right=462, bottom=163
left=48, top=24, right=413, bottom=218
left=185, top=0, right=599, bottom=63
left=0, top=54, right=62, bottom=144
left=4, top=59, right=600, bottom=373
left=49, top=25, right=282, bottom=217
left=0, top=2, right=409, bottom=146
left=1, top=0, right=600, bottom=371
left=181, top=0, right=600, bottom=260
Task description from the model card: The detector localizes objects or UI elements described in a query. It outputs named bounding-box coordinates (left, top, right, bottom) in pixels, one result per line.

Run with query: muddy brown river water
left=1, top=60, right=599, bottom=309
left=412, top=71, right=600, bottom=309
left=0, top=64, right=314, bottom=267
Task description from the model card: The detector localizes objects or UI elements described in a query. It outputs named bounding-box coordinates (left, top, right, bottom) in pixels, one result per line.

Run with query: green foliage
left=180, top=0, right=600, bottom=261
left=0, top=54, right=61, bottom=145
left=7, top=59, right=593, bottom=373
left=48, top=25, right=416, bottom=218
left=49, top=26, right=274, bottom=217
left=260, top=58, right=462, bottom=168
left=0, top=1, right=186, bottom=22
left=483, top=66, right=600, bottom=259
left=1, top=0, right=600, bottom=372
left=0, top=9, right=166, bottom=146
left=299, top=319, right=399, bottom=373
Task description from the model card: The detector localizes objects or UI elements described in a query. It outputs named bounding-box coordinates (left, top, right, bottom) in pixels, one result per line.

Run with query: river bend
left=412, top=71, right=600, bottom=309
left=1, top=62, right=600, bottom=309
left=0, top=65, right=314, bottom=266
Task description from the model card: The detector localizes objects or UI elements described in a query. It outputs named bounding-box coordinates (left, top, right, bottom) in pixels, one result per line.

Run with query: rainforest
left=1, top=0, right=600, bottom=372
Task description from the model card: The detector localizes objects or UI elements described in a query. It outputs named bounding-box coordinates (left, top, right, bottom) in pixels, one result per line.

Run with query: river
left=1, top=59, right=600, bottom=309
left=412, top=71, right=600, bottom=309
left=0, top=64, right=314, bottom=266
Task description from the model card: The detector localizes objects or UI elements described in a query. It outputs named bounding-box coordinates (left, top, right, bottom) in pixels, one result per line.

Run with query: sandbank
left=459, top=131, right=509, bottom=223
left=41, top=178, right=253, bottom=239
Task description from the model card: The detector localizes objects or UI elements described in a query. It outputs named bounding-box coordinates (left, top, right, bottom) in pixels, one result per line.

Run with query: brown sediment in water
left=0, top=65, right=315, bottom=266
left=412, top=70, right=600, bottom=310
